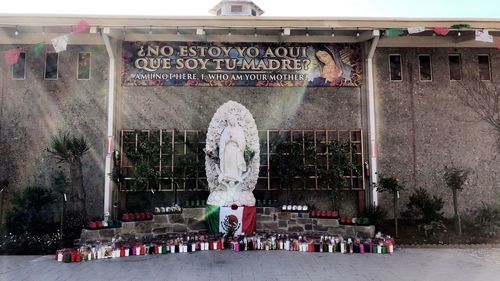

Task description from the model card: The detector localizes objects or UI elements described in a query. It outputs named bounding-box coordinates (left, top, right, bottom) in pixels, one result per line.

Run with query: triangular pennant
left=72, top=20, right=90, bottom=34
left=450, top=24, right=471, bottom=29
left=407, top=27, right=425, bottom=34
left=31, top=43, right=44, bottom=58
left=475, top=30, right=493, bottom=43
left=433, top=27, right=450, bottom=36
left=4, top=48, right=21, bottom=65
left=51, top=35, right=68, bottom=52
left=385, top=28, right=405, bottom=38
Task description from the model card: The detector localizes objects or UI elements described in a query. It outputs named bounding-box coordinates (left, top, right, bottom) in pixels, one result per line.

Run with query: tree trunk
left=70, top=158, right=87, bottom=218
left=393, top=192, right=399, bottom=238
left=452, top=189, right=462, bottom=236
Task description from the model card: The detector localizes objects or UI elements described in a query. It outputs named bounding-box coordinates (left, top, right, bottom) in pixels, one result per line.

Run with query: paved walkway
left=1, top=248, right=500, bottom=281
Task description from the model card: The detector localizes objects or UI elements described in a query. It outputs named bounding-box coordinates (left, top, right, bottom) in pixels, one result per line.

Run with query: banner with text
left=121, top=42, right=362, bottom=87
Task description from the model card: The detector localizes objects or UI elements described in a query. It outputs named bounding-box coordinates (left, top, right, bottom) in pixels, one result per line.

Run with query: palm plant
left=47, top=132, right=89, bottom=217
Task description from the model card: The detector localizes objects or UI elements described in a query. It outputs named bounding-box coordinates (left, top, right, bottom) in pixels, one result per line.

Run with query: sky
left=1, top=0, right=499, bottom=18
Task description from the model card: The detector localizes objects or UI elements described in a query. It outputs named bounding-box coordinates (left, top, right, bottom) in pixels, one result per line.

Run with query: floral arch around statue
left=205, top=101, right=260, bottom=207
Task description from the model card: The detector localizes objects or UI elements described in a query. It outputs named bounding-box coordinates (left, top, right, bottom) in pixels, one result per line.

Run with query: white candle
left=57, top=253, right=63, bottom=262
left=328, top=245, right=333, bottom=253
left=191, top=243, right=196, bottom=252
left=340, top=242, right=345, bottom=254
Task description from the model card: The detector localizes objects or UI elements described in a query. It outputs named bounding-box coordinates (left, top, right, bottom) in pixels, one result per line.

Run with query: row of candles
left=55, top=233, right=395, bottom=263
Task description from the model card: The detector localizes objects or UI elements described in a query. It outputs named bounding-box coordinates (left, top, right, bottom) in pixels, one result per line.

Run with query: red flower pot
left=122, top=213, right=130, bottom=221
left=139, top=213, right=146, bottom=220
left=320, top=211, right=327, bottom=217
left=332, top=211, right=339, bottom=218
left=96, top=221, right=103, bottom=228
left=146, top=212, right=152, bottom=220
left=88, top=222, right=97, bottom=229
left=327, top=211, right=333, bottom=217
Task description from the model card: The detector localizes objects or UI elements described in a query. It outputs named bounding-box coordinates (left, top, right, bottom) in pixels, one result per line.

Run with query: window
left=418, top=54, right=432, bottom=81
left=119, top=129, right=364, bottom=192
left=231, top=5, right=242, bottom=13
left=389, top=54, right=402, bottom=81
left=478, top=55, right=491, bottom=80
left=251, top=9, right=257, bottom=16
left=77, top=52, right=91, bottom=80
left=11, top=52, right=26, bottom=80
left=448, top=54, right=461, bottom=80
left=44, top=52, right=59, bottom=80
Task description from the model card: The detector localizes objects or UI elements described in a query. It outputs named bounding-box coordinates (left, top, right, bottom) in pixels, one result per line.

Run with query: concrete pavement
left=1, top=248, right=500, bottom=281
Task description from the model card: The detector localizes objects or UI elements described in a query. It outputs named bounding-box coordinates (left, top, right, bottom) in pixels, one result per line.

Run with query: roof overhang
left=0, top=14, right=498, bottom=47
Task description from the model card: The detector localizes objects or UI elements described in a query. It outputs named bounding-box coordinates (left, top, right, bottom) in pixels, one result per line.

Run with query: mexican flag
left=205, top=205, right=256, bottom=236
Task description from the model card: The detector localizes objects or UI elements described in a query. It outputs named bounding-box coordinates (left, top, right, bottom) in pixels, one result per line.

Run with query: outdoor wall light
left=14, top=26, right=19, bottom=36
left=305, top=28, right=309, bottom=37
left=149, top=25, right=153, bottom=35
left=176, top=26, right=180, bottom=36
left=228, top=27, right=232, bottom=36
left=254, top=28, right=258, bottom=37
left=196, top=27, right=205, bottom=35
left=331, top=28, right=335, bottom=37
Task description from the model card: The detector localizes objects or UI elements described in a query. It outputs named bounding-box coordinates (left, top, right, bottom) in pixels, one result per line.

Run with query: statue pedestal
left=205, top=205, right=256, bottom=236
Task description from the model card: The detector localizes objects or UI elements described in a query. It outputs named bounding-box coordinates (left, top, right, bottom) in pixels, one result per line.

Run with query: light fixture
left=228, top=27, right=231, bottom=36
left=254, top=28, right=258, bottom=37
left=280, top=28, right=284, bottom=36
left=331, top=28, right=335, bottom=37
left=196, top=27, right=205, bottom=36
left=176, top=26, right=180, bottom=36
left=305, top=28, right=309, bottom=37
left=14, top=26, right=19, bottom=36
left=149, top=25, right=153, bottom=35
left=457, top=31, right=461, bottom=36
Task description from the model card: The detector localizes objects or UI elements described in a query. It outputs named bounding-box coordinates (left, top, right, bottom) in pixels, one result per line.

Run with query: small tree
left=270, top=136, right=305, bottom=204
left=318, top=140, right=357, bottom=211
left=47, top=132, right=89, bottom=218
left=378, top=176, right=405, bottom=237
left=444, top=166, right=470, bottom=236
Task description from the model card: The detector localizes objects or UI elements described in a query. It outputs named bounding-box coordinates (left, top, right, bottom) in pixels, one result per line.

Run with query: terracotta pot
left=88, top=222, right=97, bottom=229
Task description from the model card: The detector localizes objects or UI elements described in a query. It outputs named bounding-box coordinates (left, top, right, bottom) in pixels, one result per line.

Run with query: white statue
left=206, top=101, right=259, bottom=207
left=218, top=115, right=246, bottom=185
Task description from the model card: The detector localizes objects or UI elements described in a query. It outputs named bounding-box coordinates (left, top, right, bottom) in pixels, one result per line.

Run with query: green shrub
left=417, top=220, right=447, bottom=241
left=363, top=205, right=388, bottom=231
left=0, top=231, right=60, bottom=254
left=476, top=202, right=500, bottom=237
left=5, top=186, right=57, bottom=235
left=405, top=188, right=444, bottom=223
left=61, top=211, right=87, bottom=247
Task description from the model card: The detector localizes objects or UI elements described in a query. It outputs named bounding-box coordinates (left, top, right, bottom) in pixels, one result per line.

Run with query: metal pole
left=366, top=30, right=380, bottom=206
left=102, top=32, right=116, bottom=216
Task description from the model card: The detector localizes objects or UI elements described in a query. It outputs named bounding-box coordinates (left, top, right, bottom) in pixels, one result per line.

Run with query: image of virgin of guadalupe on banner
left=121, top=42, right=362, bottom=87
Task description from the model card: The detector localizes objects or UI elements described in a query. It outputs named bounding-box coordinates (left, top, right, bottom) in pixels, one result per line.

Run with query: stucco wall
left=374, top=47, right=500, bottom=216
left=119, top=86, right=362, bottom=130
left=0, top=45, right=108, bottom=217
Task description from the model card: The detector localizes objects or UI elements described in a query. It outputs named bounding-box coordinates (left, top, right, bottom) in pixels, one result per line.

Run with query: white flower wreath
left=205, top=101, right=260, bottom=205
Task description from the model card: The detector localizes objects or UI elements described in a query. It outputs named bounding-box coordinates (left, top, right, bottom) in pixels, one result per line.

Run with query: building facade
left=0, top=13, right=499, bottom=219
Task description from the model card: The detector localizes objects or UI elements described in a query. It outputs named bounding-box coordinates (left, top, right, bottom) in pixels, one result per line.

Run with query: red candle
left=76, top=252, right=82, bottom=262
left=140, top=246, right=145, bottom=255
left=154, top=245, right=159, bottom=254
